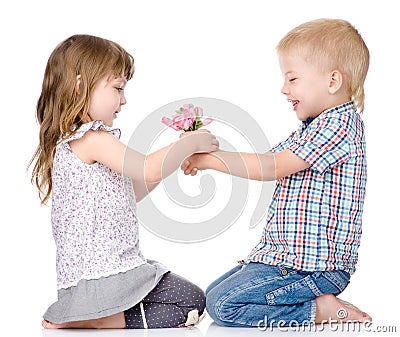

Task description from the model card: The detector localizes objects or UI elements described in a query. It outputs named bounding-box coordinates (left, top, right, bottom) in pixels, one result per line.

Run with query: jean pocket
left=265, top=274, right=321, bottom=305
left=317, top=270, right=350, bottom=294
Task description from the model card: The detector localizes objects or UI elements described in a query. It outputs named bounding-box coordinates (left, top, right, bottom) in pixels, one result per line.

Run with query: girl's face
left=88, top=76, right=127, bottom=127
left=279, top=52, right=332, bottom=121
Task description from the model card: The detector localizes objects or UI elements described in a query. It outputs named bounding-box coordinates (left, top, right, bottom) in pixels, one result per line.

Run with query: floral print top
left=51, top=120, right=146, bottom=289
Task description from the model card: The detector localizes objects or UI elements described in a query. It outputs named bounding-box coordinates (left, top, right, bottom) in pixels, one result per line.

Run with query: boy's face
left=279, top=52, right=332, bottom=121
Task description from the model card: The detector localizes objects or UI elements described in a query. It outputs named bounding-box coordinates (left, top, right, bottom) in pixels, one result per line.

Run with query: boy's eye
left=289, top=78, right=297, bottom=82
left=116, top=87, right=124, bottom=92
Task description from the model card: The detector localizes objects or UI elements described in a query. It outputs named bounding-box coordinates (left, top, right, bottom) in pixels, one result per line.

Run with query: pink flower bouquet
left=162, top=104, right=213, bottom=132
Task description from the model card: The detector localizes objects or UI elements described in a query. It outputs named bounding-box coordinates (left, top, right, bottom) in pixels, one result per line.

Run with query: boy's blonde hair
left=30, top=35, right=134, bottom=205
left=277, top=18, right=369, bottom=113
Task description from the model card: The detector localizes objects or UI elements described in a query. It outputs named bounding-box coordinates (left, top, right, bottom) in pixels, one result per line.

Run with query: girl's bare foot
left=315, top=294, right=372, bottom=324
left=41, top=312, right=126, bottom=329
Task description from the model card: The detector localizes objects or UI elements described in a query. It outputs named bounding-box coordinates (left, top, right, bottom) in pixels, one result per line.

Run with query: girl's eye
left=289, top=78, right=297, bottom=82
left=116, top=87, right=124, bottom=92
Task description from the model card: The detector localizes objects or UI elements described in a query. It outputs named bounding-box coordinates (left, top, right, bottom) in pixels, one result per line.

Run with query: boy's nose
left=281, top=82, right=289, bottom=95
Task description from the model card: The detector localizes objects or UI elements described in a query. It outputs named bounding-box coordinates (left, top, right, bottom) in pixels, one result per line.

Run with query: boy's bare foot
left=41, top=312, right=126, bottom=329
left=315, top=294, right=372, bottom=324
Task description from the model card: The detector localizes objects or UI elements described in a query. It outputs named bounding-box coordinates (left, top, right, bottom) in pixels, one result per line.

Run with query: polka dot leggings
left=124, top=272, right=206, bottom=329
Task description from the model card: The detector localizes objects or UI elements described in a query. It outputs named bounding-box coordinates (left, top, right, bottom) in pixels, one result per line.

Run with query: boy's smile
left=288, top=99, right=300, bottom=110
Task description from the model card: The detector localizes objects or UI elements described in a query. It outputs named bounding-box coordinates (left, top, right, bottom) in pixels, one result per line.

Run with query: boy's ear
left=328, top=70, right=343, bottom=94
left=75, top=74, right=81, bottom=94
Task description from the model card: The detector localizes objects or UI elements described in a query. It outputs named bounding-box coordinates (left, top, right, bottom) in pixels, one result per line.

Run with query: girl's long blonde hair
left=29, top=35, right=134, bottom=205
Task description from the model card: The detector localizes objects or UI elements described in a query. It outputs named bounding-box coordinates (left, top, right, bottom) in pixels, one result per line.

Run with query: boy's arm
left=182, top=149, right=310, bottom=181
left=274, top=149, right=311, bottom=179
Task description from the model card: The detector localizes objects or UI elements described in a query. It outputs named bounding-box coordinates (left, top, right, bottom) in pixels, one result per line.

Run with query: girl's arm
left=69, top=129, right=219, bottom=183
left=131, top=180, right=160, bottom=202
left=181, top=149, right=310, bottom=181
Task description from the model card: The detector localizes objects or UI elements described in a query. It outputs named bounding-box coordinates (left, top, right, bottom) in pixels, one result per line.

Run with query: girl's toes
left=42, top=320, right=66, bottom=329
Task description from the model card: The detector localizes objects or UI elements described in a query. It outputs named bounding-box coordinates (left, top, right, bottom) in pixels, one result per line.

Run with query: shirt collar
left=302, top=101, right=355, bottom=127
left=303, top=117, right=314, bottom=126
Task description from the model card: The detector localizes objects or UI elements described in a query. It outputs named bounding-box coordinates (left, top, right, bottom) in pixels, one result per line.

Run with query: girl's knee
left=190, top=283, right=206, bottom=314
left=173, top=275, right=206, bottom=314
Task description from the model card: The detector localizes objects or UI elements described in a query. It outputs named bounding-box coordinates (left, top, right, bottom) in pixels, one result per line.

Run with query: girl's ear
left=328, top=70, right=343, bottom=94
left=75, top=74, right=81, bottom=94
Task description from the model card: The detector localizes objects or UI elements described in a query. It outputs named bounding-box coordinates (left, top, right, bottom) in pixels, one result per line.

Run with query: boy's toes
left=361, top=312, right=372, bottom=323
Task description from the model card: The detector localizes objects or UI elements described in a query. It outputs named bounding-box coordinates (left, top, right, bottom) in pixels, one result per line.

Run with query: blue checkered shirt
left=247, top=102, right=366, bottom=274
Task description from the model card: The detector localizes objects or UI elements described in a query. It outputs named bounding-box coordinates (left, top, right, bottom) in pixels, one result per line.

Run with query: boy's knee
left=206, top=290, right=232, bottom=326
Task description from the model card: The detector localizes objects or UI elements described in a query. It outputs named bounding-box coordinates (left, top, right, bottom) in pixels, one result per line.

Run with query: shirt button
left=281, top=268, right=288, bottom=276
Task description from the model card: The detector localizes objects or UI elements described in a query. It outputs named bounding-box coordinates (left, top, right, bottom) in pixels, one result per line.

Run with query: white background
left=0, top=0, right=399, bottom=336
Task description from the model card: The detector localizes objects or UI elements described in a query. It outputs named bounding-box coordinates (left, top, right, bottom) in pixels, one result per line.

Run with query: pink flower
left=161, top=116, right=181, bottom=131
left=195, top=106, right=203, bottom=117
left=162, top=104, right=213, bottom=131
left=181, top=107, right=196, bottom=128
left=202, top=118, right=213, bottom=126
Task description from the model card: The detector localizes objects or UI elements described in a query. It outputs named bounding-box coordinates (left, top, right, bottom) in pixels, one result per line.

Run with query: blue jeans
left=206, top=262, right=350, bottom=327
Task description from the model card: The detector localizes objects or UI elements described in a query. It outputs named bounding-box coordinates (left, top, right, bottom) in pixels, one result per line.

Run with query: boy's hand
left=181, top=154, right=205, bottom=176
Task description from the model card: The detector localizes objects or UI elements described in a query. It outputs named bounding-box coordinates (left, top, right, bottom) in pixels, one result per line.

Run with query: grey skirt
left=43, top=260, right=169, bottom=324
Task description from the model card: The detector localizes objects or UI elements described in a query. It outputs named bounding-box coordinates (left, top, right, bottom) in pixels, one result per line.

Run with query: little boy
left=182, top=18, right=371, bottom=327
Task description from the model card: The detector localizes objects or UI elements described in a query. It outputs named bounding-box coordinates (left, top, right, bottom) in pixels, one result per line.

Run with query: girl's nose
left=120, top=93, right=127, bottom=105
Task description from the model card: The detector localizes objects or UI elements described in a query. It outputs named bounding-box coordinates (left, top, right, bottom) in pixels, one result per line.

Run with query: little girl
left=30, top=35, right=218, bottom=329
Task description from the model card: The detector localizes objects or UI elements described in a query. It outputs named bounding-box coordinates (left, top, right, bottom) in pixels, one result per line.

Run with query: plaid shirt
left=247, top=102, right=366, bottom=274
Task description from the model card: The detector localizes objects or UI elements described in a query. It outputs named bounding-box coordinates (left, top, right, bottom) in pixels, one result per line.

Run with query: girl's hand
left=179, top=128, right=210, bottom=138
left=181, top=129, right=219, bottom=154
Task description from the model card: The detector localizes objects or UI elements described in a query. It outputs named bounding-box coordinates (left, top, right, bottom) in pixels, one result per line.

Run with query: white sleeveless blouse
left=51, top=120, right=146, bottom=289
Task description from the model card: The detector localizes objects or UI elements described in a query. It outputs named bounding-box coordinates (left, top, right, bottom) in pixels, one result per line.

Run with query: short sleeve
left=61, top=120, right=121, bottom=144
left=289, top=117, right=350, bottom=175
left=271, top=131, right=296, bottom=154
